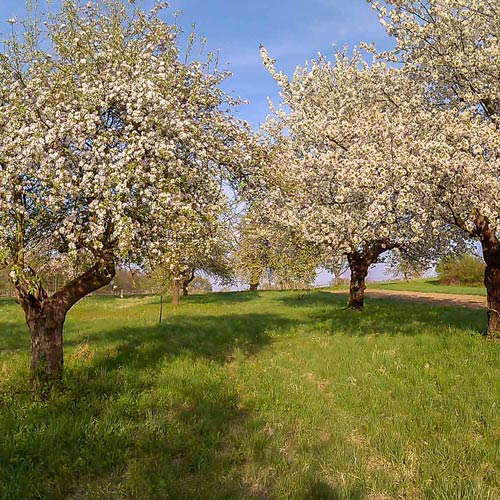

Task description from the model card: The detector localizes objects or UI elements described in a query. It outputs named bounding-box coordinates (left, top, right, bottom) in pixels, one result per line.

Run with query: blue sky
left=0, top=0, right=393, bottom=130
left=0, top=0, right=396, bottom=284
left=168, top=0, right=394, bottom=128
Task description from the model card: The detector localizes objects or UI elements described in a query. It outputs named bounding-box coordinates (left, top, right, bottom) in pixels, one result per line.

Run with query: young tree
left=372, top=0, right=500, bottom=335
left=158, top=215, right=234, bottom=303
left=0, top=1, right=256, bottom=385
left=323, top=256, right=349, bottom=286
left=386, top=249, right=429, bottom=282
left=260, top=47, right=445, bottom=309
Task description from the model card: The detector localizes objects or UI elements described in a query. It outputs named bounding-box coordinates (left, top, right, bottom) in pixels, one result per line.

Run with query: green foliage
left=437, top=254, right=485, bottom=286
left=1, top=291, right=500, bottom=497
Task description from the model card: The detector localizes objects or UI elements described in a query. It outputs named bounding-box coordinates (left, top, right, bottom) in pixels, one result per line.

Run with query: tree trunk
left=172, top=282, right=180, bottom=306
left=249, top=283, right=258, bottom=292
left=26, top=303, right=66, bottom=388
left=484, top=264, right=500, bottom=337
left=11, top=252, right=115, bottom=388
left=182, top=270, right=195, bottom=296
left=477, top=219, right=500, bottom=338
left=347, top=253, right=369, bottom=310
left=346, top=242, right=395, bottom=310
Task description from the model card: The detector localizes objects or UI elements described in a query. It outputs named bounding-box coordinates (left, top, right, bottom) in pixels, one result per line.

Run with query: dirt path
left=326, top=288, right=486, bottom=309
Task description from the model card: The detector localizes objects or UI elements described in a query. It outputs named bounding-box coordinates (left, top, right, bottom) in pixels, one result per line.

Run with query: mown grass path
left=368, top=278, right=486, bottom=297
left=328, top=288, right=486, bottom=309
left=1, top=291, right=500, bottom=499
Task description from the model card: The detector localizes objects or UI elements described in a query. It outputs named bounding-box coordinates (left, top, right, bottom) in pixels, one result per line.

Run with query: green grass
left=368, top=278, right=487, bottom=296
left=1, top=290, right=500, bottom=499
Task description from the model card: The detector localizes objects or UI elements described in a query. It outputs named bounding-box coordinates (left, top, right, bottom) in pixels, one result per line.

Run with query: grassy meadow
left=1, top=289, right=500, bottom=499
left=369, top=278, right=486, bottom=296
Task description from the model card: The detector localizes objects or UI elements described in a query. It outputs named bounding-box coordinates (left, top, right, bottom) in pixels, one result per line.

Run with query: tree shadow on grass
left=0, top=311, right=300, bottom=499
left=0, top=364, right=264, bottom=499
left=180, top=290, right=261, bottom=306
left=278, top=290, right=485, bottom=337
left=302, top=480, right=364, bottom=499
left=0, top=323, right=28, bottom=351
left=66, top=312, right=292, bottom=366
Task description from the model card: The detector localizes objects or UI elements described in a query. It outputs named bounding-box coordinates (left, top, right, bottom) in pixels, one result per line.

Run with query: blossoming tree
left=235, top=199, right=320, bottom=291
left=234, top=206, right=273, bottom=291
left=260, top=47, right=447, bottom=308
left=0, top=0, right=256, bottom=384
left=372, top=0, right=500, bottom=336
left=161, top=214, right=234, bottom=303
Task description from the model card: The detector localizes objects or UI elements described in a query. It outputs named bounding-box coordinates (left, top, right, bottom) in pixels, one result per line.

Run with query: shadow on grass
left=302, top=480, right=364, bottom=499
left=0, top=311, right=297, bottom=498
left=278, top=290, right=485, bottom=336
left=68, top=312, right=291, bottom=372
left=0, top=323, right=28, bottom=350
left=0, top=365, right=262, bottom=498
left=180, top=290, right=261, bottom=306
left=0, top=298, right=28, bottom=351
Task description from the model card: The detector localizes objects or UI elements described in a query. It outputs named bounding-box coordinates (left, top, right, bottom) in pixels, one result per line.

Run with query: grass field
left=368, top=278, right=486, bottom=296
left=1, top=290, right=500, bottom=499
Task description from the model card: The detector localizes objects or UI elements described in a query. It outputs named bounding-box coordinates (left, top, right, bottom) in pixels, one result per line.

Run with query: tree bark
left=26, top=301, right=66, bottom=388
left=346, top=241, right=397, bottom=310
left=476, top=217, right=500, bottom=338
left=182, top=270, right=195, bottom=296
left=11, top=253, right=115, bottom=387
left=172, top=282, right=180, bottom=306
left=347, top=252, right=369, bottom=310
left=484, top=264, right=500, bottom=337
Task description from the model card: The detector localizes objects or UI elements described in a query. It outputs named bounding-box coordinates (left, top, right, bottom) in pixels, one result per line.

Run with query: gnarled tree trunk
left=476, top=217, right=500, bottom=338
left=346, top=241, right=397, bottom=310
left=12, top=253, right=115, bottom=388
left=347, top=253, right=369, bottom=310
left=26, top=300, right=66, bottom=387
left=484, top=264, right=500, bottom=337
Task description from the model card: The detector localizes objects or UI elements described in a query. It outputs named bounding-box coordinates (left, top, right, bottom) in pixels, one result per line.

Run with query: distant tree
left=324, top=256, right=349, bottom=286
left=437, top=254, right=485, bottom=286
left=179, top=231, right=235, bottom=297
left=386, top=250, right=429, bottom=282
left=234, top=209, right=272, bottom=292
left=190, top=276, right=213, bottom=294
left=271, top=228, right=320, bottom=291
left=235, top=200, right=320, bottom=292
